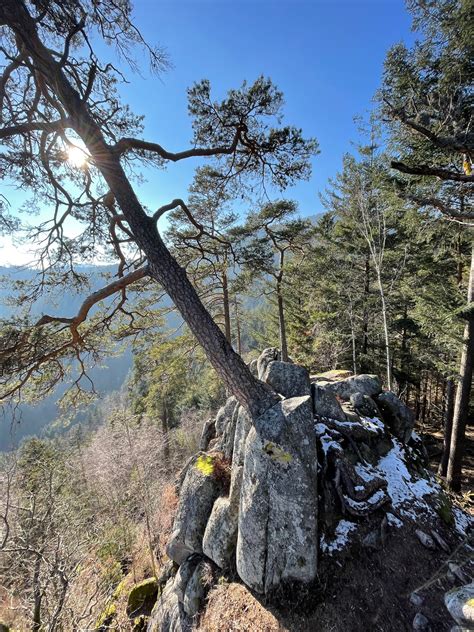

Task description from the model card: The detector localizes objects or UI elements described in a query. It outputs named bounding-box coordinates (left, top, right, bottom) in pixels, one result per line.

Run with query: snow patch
left=453, top=506, right=472, bottom=536
left=386, top=512, right=404, bottom=528
left=360, top=416, right=385, bottom=432
left=320, top=520, right=358, bottom=555
left=376, top=439, right=440, bottom=520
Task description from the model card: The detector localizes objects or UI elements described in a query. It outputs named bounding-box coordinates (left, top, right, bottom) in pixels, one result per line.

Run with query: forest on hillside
left=0, top=0, right=472, bottom=630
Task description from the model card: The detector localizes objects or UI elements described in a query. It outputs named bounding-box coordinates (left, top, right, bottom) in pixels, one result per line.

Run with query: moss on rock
left=127, top=577, right=158, bottom=616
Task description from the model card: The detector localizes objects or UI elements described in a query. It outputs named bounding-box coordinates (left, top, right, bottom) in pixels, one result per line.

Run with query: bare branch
left=35, top=265, right=150, bottom=343
left=113, top=126, right=243, bottom=161
left=391, top=160, right=474, bottom=183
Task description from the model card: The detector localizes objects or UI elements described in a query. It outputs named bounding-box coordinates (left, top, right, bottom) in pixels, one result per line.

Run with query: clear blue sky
left=1, top=0, right=415, bottom=264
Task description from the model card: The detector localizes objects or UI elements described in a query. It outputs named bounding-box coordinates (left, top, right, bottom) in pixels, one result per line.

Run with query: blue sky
left=1, top=0, right=415, bottom=264
left=119, top=0, right=414, bottom=213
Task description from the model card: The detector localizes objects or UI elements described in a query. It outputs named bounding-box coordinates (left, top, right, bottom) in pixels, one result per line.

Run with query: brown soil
left=198, top=521, right=472, bottom=632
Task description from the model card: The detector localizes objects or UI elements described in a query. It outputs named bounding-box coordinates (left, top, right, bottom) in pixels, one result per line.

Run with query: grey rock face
left=232, top=406, right=252, bottom=468
left=166, top=455, right=221, bottom=565
left=147, top=577, right=190, bottom=632
left=236, top=396, right=318, bottom=595
left=311, top=382, right=346, bottom=420
left=199, top=418, right=216, bottom=451
left=376, top=391, right=415, bottom=443
left=262, top=360, right=311, bottom=398
left=182, top=559, right=209, bottom=617
left=248, top=358, right=258, bottom=376
left=445, top=582, right=474, bottom=627
left=256, top=347, right=280, bottom=379
left=147, top=556, right=204, bottom=631
left=214, top=397, right=239, bottom=459
left=350, top=392, right=381, bottom=418
left=323, top=374, right=382, bottom=401
left=202, top=467, right=243, bottom=569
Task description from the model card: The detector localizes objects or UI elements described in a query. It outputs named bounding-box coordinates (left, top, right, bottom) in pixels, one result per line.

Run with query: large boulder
left=198, top=418, right=215, bottom=451
left=236, top=395, right=318, bottom=595
left=261, top=360, right=311, bottom=398
left=376, top=391, right=415, bottom=443
left=166, top=454, right=221, bottom=564
left=147, top=559, right=203, bottom=632
left=320, top=374, right=382, bottom=401
left=445, top=582, right=474, bottom=628
left=350, top=392, right=381, bottom=418
left=231, top=406, right=252, bottom=467
left=182, top=559, right=210, bottom=617
left=311, top=382, right=346, bottom=420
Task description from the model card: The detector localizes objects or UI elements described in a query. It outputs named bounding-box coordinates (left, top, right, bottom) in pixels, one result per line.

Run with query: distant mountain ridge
left=0, top=264, right=134, bottom=450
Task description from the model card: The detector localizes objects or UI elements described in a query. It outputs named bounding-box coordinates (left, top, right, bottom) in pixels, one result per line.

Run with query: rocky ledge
left=147, top=349, right=472, bottom=632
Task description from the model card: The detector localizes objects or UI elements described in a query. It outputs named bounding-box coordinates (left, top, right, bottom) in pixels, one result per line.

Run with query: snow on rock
left=386, top=512, right=404, bottom=528
left=314, top=422, right=342, bottom=456
left=320, top=520, right=358, bottom=555
left=453, top=507, right=471, bottom=536
left=375, top=439, right=440, bottom=520
left=360, top=416, right=385, bottom=432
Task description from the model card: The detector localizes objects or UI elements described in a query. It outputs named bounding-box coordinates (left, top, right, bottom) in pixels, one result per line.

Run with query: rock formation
left=147, top=349, right=472, bottom=632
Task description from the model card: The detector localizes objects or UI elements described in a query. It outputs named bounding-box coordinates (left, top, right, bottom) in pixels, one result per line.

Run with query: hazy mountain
left=0, top=265, right=134, bottom=450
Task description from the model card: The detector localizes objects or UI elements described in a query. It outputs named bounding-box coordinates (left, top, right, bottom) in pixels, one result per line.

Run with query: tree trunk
left=447, top=242, right=474, bottom=492
left=438, top=377, right=455, bottom=478
left=162, top=399, right=170, bottom=463
left=222, top=269, right=232, bottom=344
left=234, top=295, right=242, bottom=355
left=276, top=250, right=289, bottom=363
left=32, top=554, right=42, bottom=632
left=277, top=284, right=289, bottom=362
left=5, top=0, right=279, bottom=420
left=376, top=270, right=392, bottom=391
left=362, top=254, right=370, bottom=362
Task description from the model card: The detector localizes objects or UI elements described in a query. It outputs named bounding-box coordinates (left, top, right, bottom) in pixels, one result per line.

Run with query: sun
left=67, top=144, right=89, bottom=168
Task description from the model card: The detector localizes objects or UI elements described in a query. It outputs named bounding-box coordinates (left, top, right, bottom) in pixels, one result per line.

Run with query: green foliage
left=130, top=330, right=225, bottom=425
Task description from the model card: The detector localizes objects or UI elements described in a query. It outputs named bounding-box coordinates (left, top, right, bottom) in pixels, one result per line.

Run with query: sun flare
left=67, top=144, right=89, bottom=168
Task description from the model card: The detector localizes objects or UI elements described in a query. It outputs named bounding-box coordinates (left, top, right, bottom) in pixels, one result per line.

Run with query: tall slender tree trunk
left=6, top=0, right=279, bottom=419
left=362, top=254, right=370, bottom=363
left=376, top=270, right=392, bottom=390
left=222, top=269, right=232, bottom=344
left=439, top=377, right=455, bottom=478
left=162, top=399, right=170, bottom=463
left=447, top=242, right=474, bottom=492
left=32, top=554, right=42, bottom=632
left=349, top=301, right=358, bottom=375
left=276, top=250, right=289, bottom=362
left=276, top=271, right=289, bottom=362
left=234, top=295, right=242, bottom=355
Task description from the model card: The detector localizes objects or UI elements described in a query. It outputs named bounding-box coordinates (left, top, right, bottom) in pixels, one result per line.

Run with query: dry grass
left=197, top=582, right=282, bottom=631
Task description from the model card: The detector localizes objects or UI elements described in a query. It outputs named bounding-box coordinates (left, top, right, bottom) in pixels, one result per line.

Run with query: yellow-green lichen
left=264, top=442, right=293, bottom=464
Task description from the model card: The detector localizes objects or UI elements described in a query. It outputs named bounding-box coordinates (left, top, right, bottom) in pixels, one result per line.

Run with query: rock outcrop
left=148, top=350, right=472, bottom=631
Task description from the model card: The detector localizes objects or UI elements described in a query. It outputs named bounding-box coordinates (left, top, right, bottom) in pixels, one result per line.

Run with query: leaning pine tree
left=0, top=0, right=318, bottom=419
